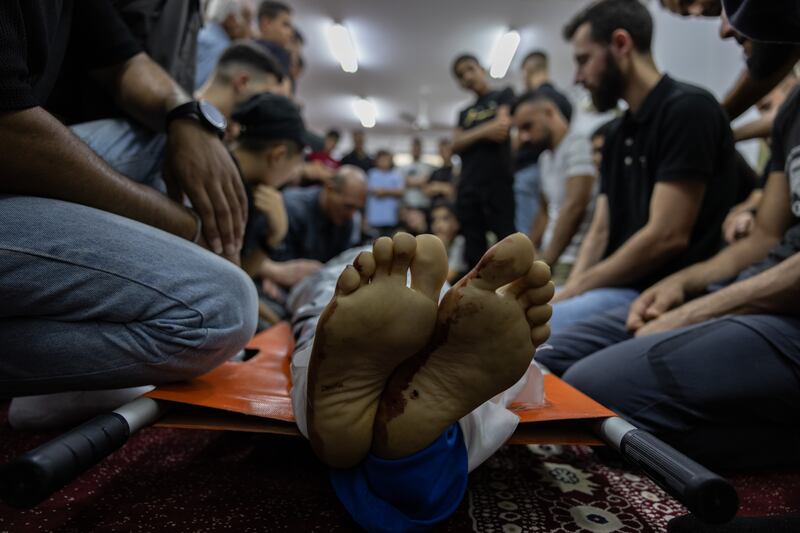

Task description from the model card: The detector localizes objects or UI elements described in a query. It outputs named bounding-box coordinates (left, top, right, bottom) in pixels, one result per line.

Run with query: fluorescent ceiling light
left=489, top=30, right=520, bottom=79
left=352, top=97, right=377, bottom=128
left=325, top=23, right=358, bottom=73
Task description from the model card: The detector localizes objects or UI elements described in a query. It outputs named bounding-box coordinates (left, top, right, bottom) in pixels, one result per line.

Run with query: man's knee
left=152, top=258, right=258, bottom=381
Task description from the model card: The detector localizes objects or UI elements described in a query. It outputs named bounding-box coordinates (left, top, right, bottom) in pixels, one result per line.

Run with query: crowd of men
left=1, top=0, right=799, bottom=530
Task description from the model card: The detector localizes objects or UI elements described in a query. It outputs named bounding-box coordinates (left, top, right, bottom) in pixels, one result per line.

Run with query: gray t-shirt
left=538, top=131, right=597, bottom=263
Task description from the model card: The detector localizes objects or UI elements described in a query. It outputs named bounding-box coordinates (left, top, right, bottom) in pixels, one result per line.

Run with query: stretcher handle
left=599, top=418, right=738, bottom=524
left=0, top=413, right=129, bottom=509
left=0, top=397, right=162, bottom=509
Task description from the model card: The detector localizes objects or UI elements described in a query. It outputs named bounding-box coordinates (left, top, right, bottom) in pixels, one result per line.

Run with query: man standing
left=401, top=137, right=435, bottom=209
left=548, top=0, right=738, bottom=333
left=341, top=130, right=375, bottom=172
left=452, top=55, right=516, bottom=269
left=513, top=89, right=596, bottom=284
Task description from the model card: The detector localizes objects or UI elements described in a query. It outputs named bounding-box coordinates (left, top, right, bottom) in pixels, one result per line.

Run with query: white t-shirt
left=539, top=132, right=597, bottom=264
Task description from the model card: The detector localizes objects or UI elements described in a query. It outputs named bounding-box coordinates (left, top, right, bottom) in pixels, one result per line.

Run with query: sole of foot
left=306, top=232, right=448, bottom=468
left=373, top=232, right=555, bottom=459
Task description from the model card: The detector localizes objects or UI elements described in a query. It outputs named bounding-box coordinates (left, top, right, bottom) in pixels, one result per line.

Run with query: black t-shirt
left=456, top=87, right=515, bottom=192
left=0, top=0, right=141, bottom=112
left=242, top=183, right=273, bottom=259
left=738, top=86, right=800, bottom=280
left=601, top=75, right=738, bottom=290
left=341, top=151, right=374, bottom=173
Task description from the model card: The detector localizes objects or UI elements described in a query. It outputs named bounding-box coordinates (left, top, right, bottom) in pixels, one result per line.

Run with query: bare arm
left=529, top=192, right=549, bottom=248
left=0, top=107, right=197, bottom=240
left=94, top=53, right=247, bottom=261
left=558, top=180, right=706, bottom=299
left=569, top=194, right=609, bottom=280
left=723, top=57, right=800, bottom=121
left=541, top=174, right=594, bottom=266
left=451, top=106, right=511, bottom=154
left=733, top=112, right=776, bottom=142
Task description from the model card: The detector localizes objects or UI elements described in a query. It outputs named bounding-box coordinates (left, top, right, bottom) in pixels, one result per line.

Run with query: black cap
left=232, top=93, right=314, bottom=149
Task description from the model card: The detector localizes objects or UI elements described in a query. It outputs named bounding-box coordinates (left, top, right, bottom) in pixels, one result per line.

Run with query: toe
left=372, top=236, right=394, bottom=278
left=526, top=304, right=553, bottom=327
left=505, top=261, right=551, bottom=296
left=531, top=324, right=551, bottom=347
left=469, top=233, right=534, bottom=291
left=518, top=282, right=555, bottom=308
left=354, top=251, right=376, bottom=285
left=390, top=232, right=417, bottom=279
left=410, top=234, right=448, bottom=302
left=336, top=265, right=361, bottom=295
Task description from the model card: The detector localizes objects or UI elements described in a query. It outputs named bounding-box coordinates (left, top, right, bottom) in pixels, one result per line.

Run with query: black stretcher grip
left=620, top=429, right=739, bottom=524
left=0, top=413, right=130, bottom=509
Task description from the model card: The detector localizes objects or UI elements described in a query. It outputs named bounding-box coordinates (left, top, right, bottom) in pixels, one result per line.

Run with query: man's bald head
left=323, top=165, right=367, bottom=225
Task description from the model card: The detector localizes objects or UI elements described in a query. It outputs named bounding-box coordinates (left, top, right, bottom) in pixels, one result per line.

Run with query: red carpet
left=1, top=404, right=798, bottom=532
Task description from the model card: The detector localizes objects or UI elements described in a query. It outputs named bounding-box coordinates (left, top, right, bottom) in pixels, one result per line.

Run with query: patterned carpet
left=0, top=406, right=798, bottom=532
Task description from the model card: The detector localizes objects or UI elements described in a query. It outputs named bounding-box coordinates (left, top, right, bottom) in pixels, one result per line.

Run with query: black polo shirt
left=456, top=87, right=515, bottom=193
left=600, top=74, right=737, bottom=290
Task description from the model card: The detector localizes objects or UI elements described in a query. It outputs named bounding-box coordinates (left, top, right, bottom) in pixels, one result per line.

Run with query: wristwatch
left=165, top=100, right=227, bottom=139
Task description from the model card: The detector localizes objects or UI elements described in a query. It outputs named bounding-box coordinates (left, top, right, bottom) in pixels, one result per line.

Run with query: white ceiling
left=290, top=0, right=751, bottom=154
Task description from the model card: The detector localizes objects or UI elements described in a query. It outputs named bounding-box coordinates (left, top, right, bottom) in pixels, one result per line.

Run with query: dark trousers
left=456, top=183, right=516, bottom=270
left=537, top=307, right=800, bottom=469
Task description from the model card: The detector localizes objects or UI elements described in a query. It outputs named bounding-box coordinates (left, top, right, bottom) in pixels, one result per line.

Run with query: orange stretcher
left=147, top=322, right=615, bottom=445
left=0, top=323, right=740, bottom=524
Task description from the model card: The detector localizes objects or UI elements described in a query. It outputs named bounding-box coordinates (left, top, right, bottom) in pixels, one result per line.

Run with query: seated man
left=271, top=166, right=368, bottom=263
left=74, top=40, right=285, bottom=191
left=550, top=0, right=738, bottom=333
left=513, top=88, right=596, bottom=284
left=194, top=0, right=255, bottom=90
left=288, top=232, right=553, bottom=531
left=1, top=2, right=256, bottom=424
left=539, top=3, right=800, bottom=470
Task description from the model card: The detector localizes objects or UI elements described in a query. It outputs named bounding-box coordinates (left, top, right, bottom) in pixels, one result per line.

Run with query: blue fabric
left=513, top=163, right=541, bottom=234
left=367, top=169, right=404, bottom=227
left=195, top=22, right=231, bottom=90
left=330, top=424, right=468, bottom=533
left=550, top=287, right=639, bottom=334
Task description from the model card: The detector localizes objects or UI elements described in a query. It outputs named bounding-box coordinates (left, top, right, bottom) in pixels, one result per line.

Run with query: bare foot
left=306, top=232, right=448, bottom=468
left=373, top=233, right=554, bottom=459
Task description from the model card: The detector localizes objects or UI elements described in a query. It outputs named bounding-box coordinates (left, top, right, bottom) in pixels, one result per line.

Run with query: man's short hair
left=326, top=129, right=341, bottom=140
left=452, top=54, right=481, bottom=78
left=563, top=0, right=653, bottom=53
left=375, top=149, right=393, bottom=161
left=511, top=87, right=573, bottom=123
left=522, top=50, right=549, bottom=68
left=207, top=0, right=251, bottom=23
left=258, top=1, right=291, bottom=20
left=216, top=41, right=285, bottom=82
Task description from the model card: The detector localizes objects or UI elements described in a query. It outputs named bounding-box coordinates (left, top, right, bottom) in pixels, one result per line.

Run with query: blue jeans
left=71, top=119, right=167, bottom=192
left=0, top=195, right=258, bottom=396
left=549, top=287, right=640, bottom=335
left=513, top=163, right=541, bottom=234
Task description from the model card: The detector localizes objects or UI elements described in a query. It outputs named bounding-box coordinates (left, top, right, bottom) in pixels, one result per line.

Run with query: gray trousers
left=0, top=195, right=258, bottom=396
left=537, top=306, right=800, bottom=468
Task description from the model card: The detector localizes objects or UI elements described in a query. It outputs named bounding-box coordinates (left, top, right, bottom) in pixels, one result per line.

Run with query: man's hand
left=163, top=120, right=247, bottom=261
left=723, top=210, right=756, bottom=243
left=634, top=303, right=698, bottom=337
left=626, top=278, right=687, bottom=332
left=302, top=162, right=335, bottom=184
left=254, top=185, right=288, bottom=248
left=485, top=107, right=512, bottom=142
left=260, top=258, right=323, bottom=288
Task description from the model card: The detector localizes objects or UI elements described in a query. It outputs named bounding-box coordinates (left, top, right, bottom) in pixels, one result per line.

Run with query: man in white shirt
left=513, top=88, right=596, bottom=283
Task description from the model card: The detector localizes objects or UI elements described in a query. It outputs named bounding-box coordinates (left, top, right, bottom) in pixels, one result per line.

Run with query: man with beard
left=659, top=0, right=800, bottom=121
left=512, top=88, right=596, bottom=285
left=546, top=0, right=738, bottom=333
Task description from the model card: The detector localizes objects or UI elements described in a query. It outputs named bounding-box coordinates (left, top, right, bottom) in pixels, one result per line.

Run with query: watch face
left=199, top=100, right=227, bottom=130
